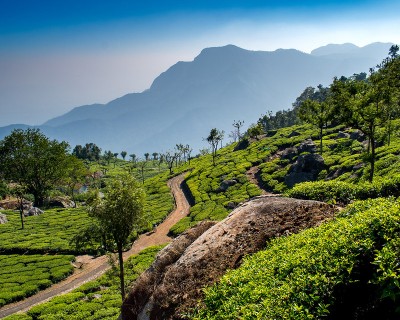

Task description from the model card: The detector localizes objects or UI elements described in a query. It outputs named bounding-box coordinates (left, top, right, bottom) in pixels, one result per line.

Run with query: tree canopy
left=87, top=173, right=146, bottom=300
left=0, top=129, right=74, bottom=206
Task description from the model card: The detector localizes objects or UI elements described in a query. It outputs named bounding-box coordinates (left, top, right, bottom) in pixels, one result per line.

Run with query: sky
left=1, top=0, right=400, bottom=126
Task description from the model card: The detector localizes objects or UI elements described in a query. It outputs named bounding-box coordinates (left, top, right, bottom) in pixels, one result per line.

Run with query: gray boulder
left=337, top=131, right=350, bottom=139
left=280, top=147, right=298, bottom=161
left=350, top=130, right=365, bottom=142
left=298, top=139, right=317, bottom=154
left=285, top=153, right=325, bottom=187
left=25, top=207, right=44, bottom=216
left=217, top=179, right=237, bottom=192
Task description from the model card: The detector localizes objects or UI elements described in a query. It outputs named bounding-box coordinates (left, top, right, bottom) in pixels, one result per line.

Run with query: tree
left=164, top=150, right=178, bottom=174
left=298, top=98, right=333, bottom=155
left=144, top=153, right=150, bottom=162
left=247, top=123, right=263, bottom=140
left=232, top=120, right=244, bottom=141
left=137, top=160, right=147, bottom=184
left=330, top=74, right=388, bottom=182
left=129, top=154, right=137, bottom=163
left=72, top=143, right=101, bottom=161
left=152, top=152, right=159, bottom=161
left=206, top=128, right=224, bottom=166
left=86, top=174, right=146, bottom=301
left=63, top=156, right=87, bottom=206
left=103, top=150, right=114, bottom=165
left=0, top=129, right=72, bottom=206
left=121, top=151, right=127, bottom=161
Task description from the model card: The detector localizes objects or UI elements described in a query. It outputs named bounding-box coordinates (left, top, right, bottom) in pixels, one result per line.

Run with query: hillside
left=0, top=43, right=393, bottom=154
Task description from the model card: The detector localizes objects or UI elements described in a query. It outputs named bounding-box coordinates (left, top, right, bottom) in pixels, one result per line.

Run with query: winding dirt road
left=0, top=174, right=190, bottom=319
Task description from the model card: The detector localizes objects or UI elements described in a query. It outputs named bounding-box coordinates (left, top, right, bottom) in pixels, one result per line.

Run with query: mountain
left=0, top=42, right=394, bottom=155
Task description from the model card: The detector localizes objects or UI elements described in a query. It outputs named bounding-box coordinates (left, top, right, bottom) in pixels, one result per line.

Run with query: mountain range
left=0, top=42, right=393, bottom=155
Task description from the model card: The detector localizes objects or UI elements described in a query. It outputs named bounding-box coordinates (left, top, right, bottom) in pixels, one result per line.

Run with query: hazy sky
left=1, top=0, right=399, bottom=126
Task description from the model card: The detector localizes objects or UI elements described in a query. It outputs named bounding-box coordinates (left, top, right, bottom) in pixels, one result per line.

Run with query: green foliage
left=0, top=128, right=73, bottom=206
left=3, top=246, right=164, bottom=320
left=0, top=208, right=95, bottom=254
left=286, top=174, right=400, bottom=204
left=194, top=198, right=400, bottom=319
left=0, top=254, right=74, bottom=307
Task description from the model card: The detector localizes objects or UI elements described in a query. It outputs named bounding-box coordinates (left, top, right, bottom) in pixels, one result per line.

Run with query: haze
left=1, top=0, right=399, bottom=126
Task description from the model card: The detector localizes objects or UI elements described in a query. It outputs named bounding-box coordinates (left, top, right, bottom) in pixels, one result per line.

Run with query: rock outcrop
left=285, top=153, right=325, bottom=187
left=121, top=196, right=337, bottom=320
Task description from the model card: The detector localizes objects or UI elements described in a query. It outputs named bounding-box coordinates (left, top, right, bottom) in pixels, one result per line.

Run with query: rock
left=298, top=139, right=317, bottom=154
left=25, top=207, right=44, bottom=216
left=121, top=197, right=337, bottom=320
left=0, top=213, right=7, bottom=224
left=350, top=130, right=365, bottom=142
left=285, top=153, right=325, bottom=187
left=217, top=180, right=237, bottom=192
left=288, top=130, right=301, bottom=137
left=225, top=202, right=236, bottom=209
left=0, top=199, right=32, bottom=211
left=46, top=196, right=75, bottom=208
left=280, top=147, right=298, bottom=161
left=337, top=131, right=350, bottom=139
left=92, top=294, right=102, bottom=300
left=233, top=138, right=249, bottom=151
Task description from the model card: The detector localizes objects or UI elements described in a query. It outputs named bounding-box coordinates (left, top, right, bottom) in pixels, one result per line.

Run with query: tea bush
left=194, top=198, right=400, bottom=319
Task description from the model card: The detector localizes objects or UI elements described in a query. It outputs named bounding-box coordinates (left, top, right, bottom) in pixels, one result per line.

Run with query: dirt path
left=246, top=165, right=277, bottom=197
left=0, top=174, right=190, bottom=319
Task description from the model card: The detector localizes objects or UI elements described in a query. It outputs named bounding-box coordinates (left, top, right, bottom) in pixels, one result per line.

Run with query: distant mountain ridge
left=0, top=42, right=393, bottom=154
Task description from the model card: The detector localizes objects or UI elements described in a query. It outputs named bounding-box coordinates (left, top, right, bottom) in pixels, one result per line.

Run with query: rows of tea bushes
left=0, top=208, right=94, bottom=254
left=4, top=246, right=163, bottom=320
left=0, top=169, right=173, bottom=308
left=169, top=124, right=330, bottom=235
left=193, top=197, right=400, bottom=319
left=286, top=174, right=400, bottom=204
left=0, top=254, right=74, bottom=307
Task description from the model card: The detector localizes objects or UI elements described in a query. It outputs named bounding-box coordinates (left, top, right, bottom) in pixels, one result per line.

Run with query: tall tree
left=330, top=74, right=388, bottom=182
left=121, top=151, right=127, bottom=161
left=298, top=98, right=333, bottom=155
left=206, top=128, right=224, bottom=166
left=144, top=153, right=150, bottom=162
left=232, top=120, right=244, bottom=141
left=0, top=129, right=72, bottom=206
left=86, top=174, right=145, bottom=301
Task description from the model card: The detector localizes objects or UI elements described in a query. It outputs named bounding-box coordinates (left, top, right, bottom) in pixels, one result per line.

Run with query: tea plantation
left=0, top=169, right=174, bottom=309
left=3, top=246, right=163, bottom=320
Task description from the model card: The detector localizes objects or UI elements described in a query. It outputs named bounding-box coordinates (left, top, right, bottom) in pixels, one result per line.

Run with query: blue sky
left=1, top=0, right=399, bottom=126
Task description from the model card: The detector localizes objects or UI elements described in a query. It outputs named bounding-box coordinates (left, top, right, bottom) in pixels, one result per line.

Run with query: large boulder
left=121, top=196, right=337, bottom=320
left=285, top=153, right=325, bottom=187
left=46, top=196, right=75, bottom=208
left=298, top=139, right=317, bottom=154
left=217, top=179, right=237, bottom=192
left=280, top=147, right=298, bottom=161
left=25, top=207, right=44, bottom=216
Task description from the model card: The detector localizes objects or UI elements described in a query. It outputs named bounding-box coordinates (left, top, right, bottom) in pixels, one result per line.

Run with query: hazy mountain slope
left=0, top=43, right=393, bottom=154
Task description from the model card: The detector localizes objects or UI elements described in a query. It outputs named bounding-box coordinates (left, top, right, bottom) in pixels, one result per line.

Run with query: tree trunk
left=369, top=130, right=375, bottom=183
left=319, top=126, right=323, bottom=155
left=118, top=243, right=125, bottom=302
left=19, top=198, right=24, bottom=230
